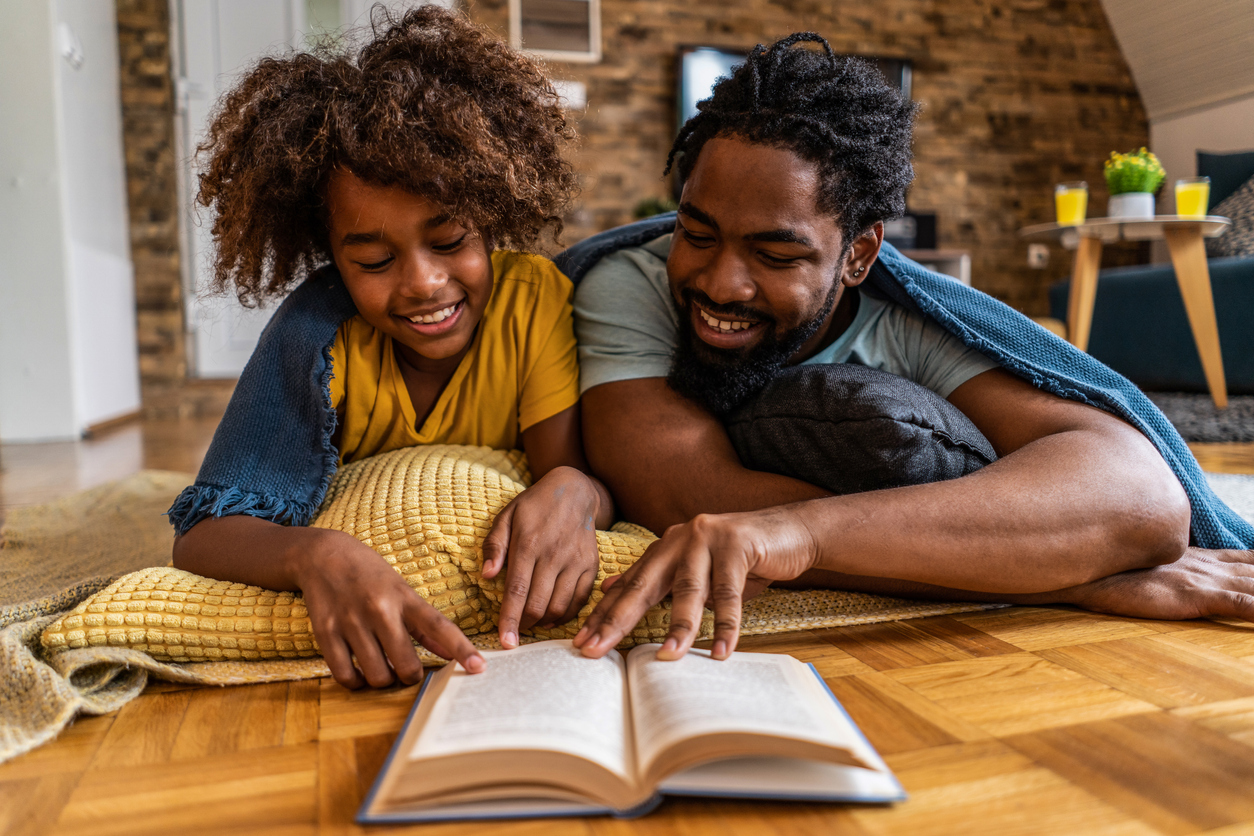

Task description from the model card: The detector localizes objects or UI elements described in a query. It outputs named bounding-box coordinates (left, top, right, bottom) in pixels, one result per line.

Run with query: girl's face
left=325, top=170, right=494, bottom=365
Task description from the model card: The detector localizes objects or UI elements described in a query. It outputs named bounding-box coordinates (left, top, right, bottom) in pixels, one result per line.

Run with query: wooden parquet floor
left=3, top=419, right=1254, bottom=836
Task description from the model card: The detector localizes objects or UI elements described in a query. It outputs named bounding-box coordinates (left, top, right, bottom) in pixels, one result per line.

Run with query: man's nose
left=692, top=246, right=756, bottom=306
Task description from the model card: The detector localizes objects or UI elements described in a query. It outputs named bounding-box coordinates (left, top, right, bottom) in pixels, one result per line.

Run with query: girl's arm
left=174, top=516, right=485, bottom=687
left=481, top=403, right=616, bottom=647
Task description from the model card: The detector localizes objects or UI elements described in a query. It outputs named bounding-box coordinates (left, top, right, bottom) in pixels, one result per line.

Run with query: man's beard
left=667, top=283, right=841, bottom=416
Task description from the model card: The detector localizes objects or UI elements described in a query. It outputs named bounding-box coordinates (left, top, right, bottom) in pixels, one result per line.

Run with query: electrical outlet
left=1027, top=244, right=1049, bottom=269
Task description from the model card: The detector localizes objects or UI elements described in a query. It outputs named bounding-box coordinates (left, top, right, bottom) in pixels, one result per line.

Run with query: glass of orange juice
left=1055, top=182, right=1088, bottom=226
left=1175, top=176, right=1210, bottom=218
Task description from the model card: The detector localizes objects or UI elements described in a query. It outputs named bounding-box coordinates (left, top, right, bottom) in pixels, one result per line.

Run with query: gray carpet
left=1207, top=472, right=1254, bottom=525
left=1147, top=392, right=1254, bottom=443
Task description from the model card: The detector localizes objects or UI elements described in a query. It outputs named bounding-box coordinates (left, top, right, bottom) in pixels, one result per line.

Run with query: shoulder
left=492, top=251, right=573, bottom=296
left=575, top=234, right=672, bottom=310
left=485, top=252, right=574, bottom=337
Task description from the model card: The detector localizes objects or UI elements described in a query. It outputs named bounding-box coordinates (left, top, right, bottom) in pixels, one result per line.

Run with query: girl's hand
left=482, top=466, right=602, bottom=648
left=294, top=528, right=486, bottom=688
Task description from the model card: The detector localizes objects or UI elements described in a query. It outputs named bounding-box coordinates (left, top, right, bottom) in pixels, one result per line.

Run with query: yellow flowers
left=1104, top=147, right=1166, bottom=195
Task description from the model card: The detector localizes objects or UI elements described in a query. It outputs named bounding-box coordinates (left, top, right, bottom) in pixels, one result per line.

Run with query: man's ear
left=842, top=221, right=885, bottom=287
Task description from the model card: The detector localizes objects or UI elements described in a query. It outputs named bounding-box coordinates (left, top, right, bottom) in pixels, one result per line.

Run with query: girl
left=170, top=6, right=613, bottom=689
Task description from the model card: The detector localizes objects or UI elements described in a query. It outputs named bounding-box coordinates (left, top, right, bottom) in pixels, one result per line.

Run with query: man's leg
left=724, top=363, right=996, bottom=496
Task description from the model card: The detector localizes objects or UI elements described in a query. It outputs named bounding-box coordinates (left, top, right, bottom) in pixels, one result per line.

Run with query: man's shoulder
left=574, top=233, right=673, bottom=310
left=577, top=233, right=671, bottom=284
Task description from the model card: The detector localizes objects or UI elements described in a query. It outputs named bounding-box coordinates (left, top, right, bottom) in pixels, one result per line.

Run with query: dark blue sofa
left=1048, top=256, right=1254, bottom=394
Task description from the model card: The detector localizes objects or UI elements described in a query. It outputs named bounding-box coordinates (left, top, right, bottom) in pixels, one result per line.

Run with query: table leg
left=1163, top=226, right=1228, bottom=409
left=1066, top=236, right=1103, bottom=351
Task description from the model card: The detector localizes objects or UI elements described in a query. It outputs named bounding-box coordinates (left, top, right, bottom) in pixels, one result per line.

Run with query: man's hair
left=666, top=33, right=919, bottom=244
left=196, top=6, right=577, bottom=306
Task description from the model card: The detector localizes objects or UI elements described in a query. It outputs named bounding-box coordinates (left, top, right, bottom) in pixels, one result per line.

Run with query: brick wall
left=116, top=0, right=233, bottom=417
left=116, top=0, right=1147, bottom=413
left=468, top=0, right=1149, bottom=313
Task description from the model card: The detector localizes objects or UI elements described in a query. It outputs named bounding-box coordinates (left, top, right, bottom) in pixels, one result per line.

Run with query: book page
left=409, top=641, right=633, bottom=778
left=626, top=645, right=872, bottom=772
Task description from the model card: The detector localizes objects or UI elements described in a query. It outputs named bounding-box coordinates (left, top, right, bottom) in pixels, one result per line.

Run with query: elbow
left=1130, top=482, right=1192, bottom=568
left=1100, top=473, right=1192, bottom=578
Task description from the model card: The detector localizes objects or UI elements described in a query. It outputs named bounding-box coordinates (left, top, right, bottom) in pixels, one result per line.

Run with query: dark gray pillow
left=1207, top=174, right=1254, bottom=258
left=724, top=363, right=997, bottom=496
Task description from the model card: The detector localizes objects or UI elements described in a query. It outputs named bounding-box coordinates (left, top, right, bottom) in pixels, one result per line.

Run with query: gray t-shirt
left=574, top=233, right=999, bottom=398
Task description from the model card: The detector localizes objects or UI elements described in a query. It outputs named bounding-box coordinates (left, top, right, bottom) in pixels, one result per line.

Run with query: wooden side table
left=1020, top=216, right=1232, bottom=408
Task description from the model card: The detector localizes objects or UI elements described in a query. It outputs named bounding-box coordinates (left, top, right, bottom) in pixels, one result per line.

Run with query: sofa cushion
left=1207, top=175, right=1254, bottom=258
left=1198, top=150, right=1254, bottom=208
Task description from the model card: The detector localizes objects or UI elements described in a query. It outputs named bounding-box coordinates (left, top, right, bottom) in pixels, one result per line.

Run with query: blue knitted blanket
left=168, top=213, right=1254, bottom=550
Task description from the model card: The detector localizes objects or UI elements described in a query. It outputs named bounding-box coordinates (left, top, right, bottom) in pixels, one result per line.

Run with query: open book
left=358, top=640, right=904, bottom=822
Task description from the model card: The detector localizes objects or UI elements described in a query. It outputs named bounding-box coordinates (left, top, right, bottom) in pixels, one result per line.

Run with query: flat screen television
left=676, top=45, right=912, bottom=132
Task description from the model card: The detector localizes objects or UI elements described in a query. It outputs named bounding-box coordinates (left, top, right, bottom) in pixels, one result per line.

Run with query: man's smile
left=690, top=300, right=767, bottom=349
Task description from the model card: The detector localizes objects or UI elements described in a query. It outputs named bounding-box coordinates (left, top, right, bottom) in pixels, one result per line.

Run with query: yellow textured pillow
left=41, top=445, right=698, bottom=663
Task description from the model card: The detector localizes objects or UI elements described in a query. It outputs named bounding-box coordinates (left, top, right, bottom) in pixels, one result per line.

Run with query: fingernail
left=659, top=638, right=679, bottom=659
left=579, top=633, right=600, bottom=655
left=713, top=640, right=728, bottom=659
left=573, top=626, right=588, bottom=644
left=504, top=631, right=518, bottom=648
left=465, top=654, right=485, bottom=673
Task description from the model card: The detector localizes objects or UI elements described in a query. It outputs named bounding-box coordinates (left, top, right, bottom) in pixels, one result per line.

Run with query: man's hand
left=572, top=506, right=819, bottom=661
left=482, top=466, right=602, bottom=648
left=295, top=529, right=486, bottom=689
left=1051, top=548, right=1254, bottom=621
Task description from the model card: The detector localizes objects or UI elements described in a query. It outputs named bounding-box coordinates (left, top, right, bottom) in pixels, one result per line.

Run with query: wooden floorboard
left=2, top=420, right=1253, bottom=834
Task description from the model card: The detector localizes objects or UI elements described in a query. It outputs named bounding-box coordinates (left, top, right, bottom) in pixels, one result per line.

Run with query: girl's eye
left=432, top=234, right=468, bottom=253
left=357, top=256, right=394, bottom=270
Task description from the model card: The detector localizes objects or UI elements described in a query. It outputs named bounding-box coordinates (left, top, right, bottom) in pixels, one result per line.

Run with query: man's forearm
left=786, top=427, right=1190, bottom=594
left=583, top=379, right=829, bottom=532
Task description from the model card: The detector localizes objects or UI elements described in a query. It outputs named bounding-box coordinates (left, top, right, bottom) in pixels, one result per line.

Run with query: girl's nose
left=397, top=252, right=449, bottom=299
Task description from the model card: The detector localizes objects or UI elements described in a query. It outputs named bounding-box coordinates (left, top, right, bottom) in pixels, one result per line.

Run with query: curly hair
left=666, top=33, right=919, bottom=246
left=196, top=5, right=577, bottom=306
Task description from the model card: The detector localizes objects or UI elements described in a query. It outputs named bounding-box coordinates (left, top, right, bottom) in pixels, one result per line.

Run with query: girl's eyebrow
left=340, top=230, right=384, bottom=246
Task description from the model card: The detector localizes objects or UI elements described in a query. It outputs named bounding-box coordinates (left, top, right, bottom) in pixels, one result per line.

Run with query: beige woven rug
left=1, top=468, right=1000, bottom=766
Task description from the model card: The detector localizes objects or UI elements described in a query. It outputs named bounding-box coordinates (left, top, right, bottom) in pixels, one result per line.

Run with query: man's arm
left=582, top=377, right=830, bottom=532
left=583, top=368, right=1192, bottom=594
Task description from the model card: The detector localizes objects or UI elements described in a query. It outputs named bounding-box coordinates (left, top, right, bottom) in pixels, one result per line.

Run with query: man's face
left=665, top=136, right=866, bottom=414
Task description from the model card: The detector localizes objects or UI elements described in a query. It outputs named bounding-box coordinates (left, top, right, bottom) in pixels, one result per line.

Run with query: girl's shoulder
left=491, top=251, right=574, bottom=296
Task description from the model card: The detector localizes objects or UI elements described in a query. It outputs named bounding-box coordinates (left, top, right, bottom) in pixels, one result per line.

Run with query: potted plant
left=1104, top=148, right=1165, bottom=219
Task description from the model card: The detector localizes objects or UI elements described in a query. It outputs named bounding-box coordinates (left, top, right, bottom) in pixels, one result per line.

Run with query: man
left=565, top=33, right=1254, bottom=661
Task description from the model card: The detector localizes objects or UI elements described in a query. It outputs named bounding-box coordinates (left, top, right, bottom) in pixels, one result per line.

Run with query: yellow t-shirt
left=327, top=251, right=579, bottom=464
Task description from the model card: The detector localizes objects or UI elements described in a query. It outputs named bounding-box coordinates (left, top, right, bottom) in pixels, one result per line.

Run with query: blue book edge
left=355, top=661, right=904, bottom=823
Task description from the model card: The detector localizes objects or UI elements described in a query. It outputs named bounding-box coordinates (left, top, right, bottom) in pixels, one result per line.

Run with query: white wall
left=1151, top=93, right=1254, bottom=213
left=0, top=1, right=140, bottom=441
left=1147, top=94, right=1254, bottom=262
left=0, top=2, right=79, bottom=441
left=57, top=0, right=142, bottom=430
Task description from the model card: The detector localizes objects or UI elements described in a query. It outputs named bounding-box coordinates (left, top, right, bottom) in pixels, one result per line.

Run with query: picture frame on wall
left=509, top=0, right=601, bottom=63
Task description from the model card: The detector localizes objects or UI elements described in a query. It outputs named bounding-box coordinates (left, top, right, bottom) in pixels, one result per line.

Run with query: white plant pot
left=1107, top=192, right=1155, bottom=219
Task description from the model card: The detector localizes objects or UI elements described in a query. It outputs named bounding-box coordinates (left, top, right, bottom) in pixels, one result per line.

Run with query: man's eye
left=433, top=234, right=468, bottom=253
left=357, top=256, right=393, bottom=270
left=680, top=227, right=714, bottom=247
left=761, top=252, right=800, bottom=266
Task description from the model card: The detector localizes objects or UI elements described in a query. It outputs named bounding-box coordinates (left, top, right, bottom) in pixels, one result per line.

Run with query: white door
left=174, top=0, right=306, bottom=378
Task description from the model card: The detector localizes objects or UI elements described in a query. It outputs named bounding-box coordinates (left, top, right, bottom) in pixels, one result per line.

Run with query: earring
left=852, top=266, right=864, bottom=277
